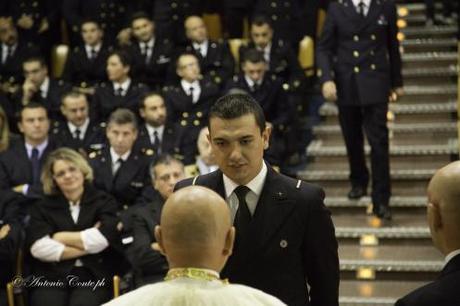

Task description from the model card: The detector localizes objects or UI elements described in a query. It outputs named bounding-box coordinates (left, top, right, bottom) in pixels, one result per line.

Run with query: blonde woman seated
left=26, top=148, right=126, bottom=306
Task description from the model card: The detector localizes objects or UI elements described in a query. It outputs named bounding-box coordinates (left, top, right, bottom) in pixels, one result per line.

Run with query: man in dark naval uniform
left=183, top=15, right=234, bottom=89
left=316, top=0, right=403, bottom=220
left=162, top=53, right=220, bottom=165
left=52, top=91, right=106, bottom=155
left=61, top=19, right=111, bottom=88
left=175, top=94, right=339, bottom=306
left=125, top=12, right=173, bottom=90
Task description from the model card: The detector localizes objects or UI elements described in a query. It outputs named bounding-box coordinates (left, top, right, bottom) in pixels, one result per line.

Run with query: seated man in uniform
left=104, top=185, right=286, bottom=306
left=53, top=90, right=105, bottom=156
left=129, top=154, right=185, bottom=286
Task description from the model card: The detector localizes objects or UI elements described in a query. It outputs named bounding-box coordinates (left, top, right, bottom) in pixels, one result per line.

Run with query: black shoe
left=347, top=186, right=367, bottom=199
left=375, top=206, right=392, bottom=221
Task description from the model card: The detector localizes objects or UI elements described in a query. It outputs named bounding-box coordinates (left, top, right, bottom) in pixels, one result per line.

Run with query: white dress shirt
left=256, top=43, right=271, bottom=64
left=110, top=147, right=131, bottom=175
left=85, top=43, right=102, bottom=59
left=39, top=77, right=50, bottom=98
left=139, top=38, right=155, bottom=62
left=223, top=162, right=268, bottom=221
left=1, top=43, right=16, bottom=63
left=145, top=124, right=165, bottom=144
left=352, top=0, right=371, bottom=16
left=244, top=75, right=262, bottom=90
left=196, top=157, right=218, bottom=175
left=192, top=40, right=209, bottom=57
left=113, top=78, right=131, bottom=96
left=181, top=79, right=201, bottom=103
left=30, top=200, right=109, bottom=263
left=67, top=118, right=90, bottom=140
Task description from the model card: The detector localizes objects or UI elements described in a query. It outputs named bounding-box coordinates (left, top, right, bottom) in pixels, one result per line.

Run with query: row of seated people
left=0, top=144, right=188, bottom=306
left=0, top=0, right=327, bottom=50
left=1, top=16, right=300, bottom=167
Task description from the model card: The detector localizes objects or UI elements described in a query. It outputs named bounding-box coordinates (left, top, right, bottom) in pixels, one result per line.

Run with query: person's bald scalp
left=161, top=186, right=231, bottom=252
left=429, top=161, right=460, bottom=218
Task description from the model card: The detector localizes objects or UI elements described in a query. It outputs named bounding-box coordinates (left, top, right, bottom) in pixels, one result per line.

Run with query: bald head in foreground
left=396, top=161, right=460, bottom=306
left=104, top=186, right=286, bottom=306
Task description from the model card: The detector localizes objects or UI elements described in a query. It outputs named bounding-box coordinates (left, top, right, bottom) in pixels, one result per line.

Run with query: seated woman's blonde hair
left=41, top=147, right=94, bottom=195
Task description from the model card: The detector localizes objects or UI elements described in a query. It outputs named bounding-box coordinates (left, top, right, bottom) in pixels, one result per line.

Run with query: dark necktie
left=31, top=147, right=40, bottom=184
left=74, top=128, right=81, bottom=140
left=113, top=158, right=124, bottom=176
left=189, top=86, right=195, bottom=103
left=358, top=1, right=366, bottom=18
left=89, top=48, right=97, bottom=60
left=234, top=186, right=252, bottom=239
left=152, top=130, right=161, bottom=153
left=115, top=86, right=124, bottom=96
left=252, top=83, right=260, bottom=92
left=6, top=46, right=13, bottom=61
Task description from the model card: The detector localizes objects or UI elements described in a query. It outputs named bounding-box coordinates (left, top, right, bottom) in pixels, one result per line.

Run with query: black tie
left=234, top=186, right=252, bottom=238
left=115, top=86, right=124, bottom=96
left=113, top=158, right=124, bottom=176
left=74, top=128, right=81, bottom=140
left=252, top=83, right=259, bottom=92
left=31, top=147, right=40, bottom=184
left=189, top=86, right=195, bottom=103
left=6, top=46, right=13, bottom=60
left=152, top=130, right=161, bottom=152
left=358, top=1, right=366, bottom=18
left=89, top=48, right=97, bottom=60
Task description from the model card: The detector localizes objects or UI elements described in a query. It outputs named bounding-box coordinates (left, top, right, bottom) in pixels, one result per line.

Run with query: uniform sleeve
left=303, top=186, right=340, bottom=306
left=30, top=235, right=65, bottom=262
left=81, top=228, right=109, bottom=254
left=316, top=4, right=338, bottom=84
left=386, top=3, right=403, bottom=88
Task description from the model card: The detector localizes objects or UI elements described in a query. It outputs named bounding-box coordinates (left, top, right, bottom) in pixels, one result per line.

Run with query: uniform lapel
left=114, top=153, right=140, bottom=188
left=359, top=0, right=384, bottom=32
left=101, top=149, right=115, bottom=191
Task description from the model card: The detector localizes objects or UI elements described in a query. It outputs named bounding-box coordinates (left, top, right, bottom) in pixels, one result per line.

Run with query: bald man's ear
left=154, top=225, right=167, bottom=256
left=428, top=202, right=443, bottom=231
left=223, top=226, right=235, bottom=257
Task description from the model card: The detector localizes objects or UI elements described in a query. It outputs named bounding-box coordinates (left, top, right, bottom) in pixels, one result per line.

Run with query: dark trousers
left=29, top=267, right=111, bottom=306
left=338, top=103, right=390, bottom=210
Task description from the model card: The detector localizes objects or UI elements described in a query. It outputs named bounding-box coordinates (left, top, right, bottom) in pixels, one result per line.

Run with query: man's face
left=106, top=123, right=138, bottom=156
left=61, top=95, right=89, bottom=127
left=107, top=54, right=129, bottom=82
left=23, top=61, right=48, bottom=86
left=18, top=107, right=50, bottom=143
left=242, top=61, right=266, bottom=83
left=81, top=22, right=103, bottom=46
left=153, top=162, right=185, bottom=199
left=209, top=114, right=270, bottom=185
left=250, top=24, right=273, bottom=49
left=140, top=95, right=167, bottom=127
left=176, top=55, right=200, bottom=82
left=185, top=16, right=207, bottom=43
left=132, top=18, right=154, bottom=42
left=0, top=19, right=18, bottom=46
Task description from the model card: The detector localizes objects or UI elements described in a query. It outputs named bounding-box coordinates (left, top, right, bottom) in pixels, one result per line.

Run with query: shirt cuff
left=80, top=228, right=109, bottom=254
left=30, top=235, right=66, bottom=262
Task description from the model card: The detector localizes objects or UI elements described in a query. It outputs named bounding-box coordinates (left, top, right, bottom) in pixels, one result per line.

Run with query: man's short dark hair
left=17, top=103, right=48, bottom=122
left=241, top=48, right=266, bottom=64
left=108, top=50, right=132, bottom=67
left=251, top=15, right=273, bottom=28
left=23, top=56, right=47, bottom=68
left=107, top=108, right=138, bottom=130
left=80, top=18, right=101, bottom=31
left=130, top=11, right=153, bottom=26
left=139, top=91, right=163, bottom=109
left=208, top=94, right=266, bottom=133
left=61, top=90, right=88, bottom=106
left=150, top=154, right=184, bottom=180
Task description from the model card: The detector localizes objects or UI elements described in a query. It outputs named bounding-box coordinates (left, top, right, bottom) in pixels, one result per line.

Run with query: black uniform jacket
left=175, top=163, right=340, bottom=306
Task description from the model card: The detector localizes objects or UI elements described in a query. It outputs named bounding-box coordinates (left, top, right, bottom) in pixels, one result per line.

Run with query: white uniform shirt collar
left=445, top=249, right=460, bottom=268
left=223, top=161, right=267, bottom=199
left=25, top=139, right=49, bottom=159
left=110, top=147, right=131, bottom=163
left=352, top=0, right=371, bottom=15
left=244, top=75, right=262, bottom=88
left=181, top=79, right=201, bottom=103
left=113, top=78, right=131, bottom=94
left=85, top=43, right=101, bottom=54
left=67, top=118, right=90, bottom=138
left=39, top=77, right=50, bottom=98
left=145, top=123, right=165, bottom=142
left=192, top=39, right=209, bottom=57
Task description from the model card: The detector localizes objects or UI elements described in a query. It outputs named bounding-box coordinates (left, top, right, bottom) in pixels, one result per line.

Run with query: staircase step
left=325, top=196, right=426, bottom=209
left=307, top=140, right=457, bottom=157
left=401, top=38, right=458, bottom=52
left=340, top=280, right=428, bottom=306
left=402, top=66, right=458, bottom=77
left=402, top=52, right=457, bottom=70
left=401, top=25, right=458, bottom=38
left=399, top=13, right=454, bottom=26
left=319, top=101, right=457, bottom=117
left=340, top=259, right=443, bottom=273
left=403, top=84, right=457, bottom=95
left=298, top=168, right=435, bottom=181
